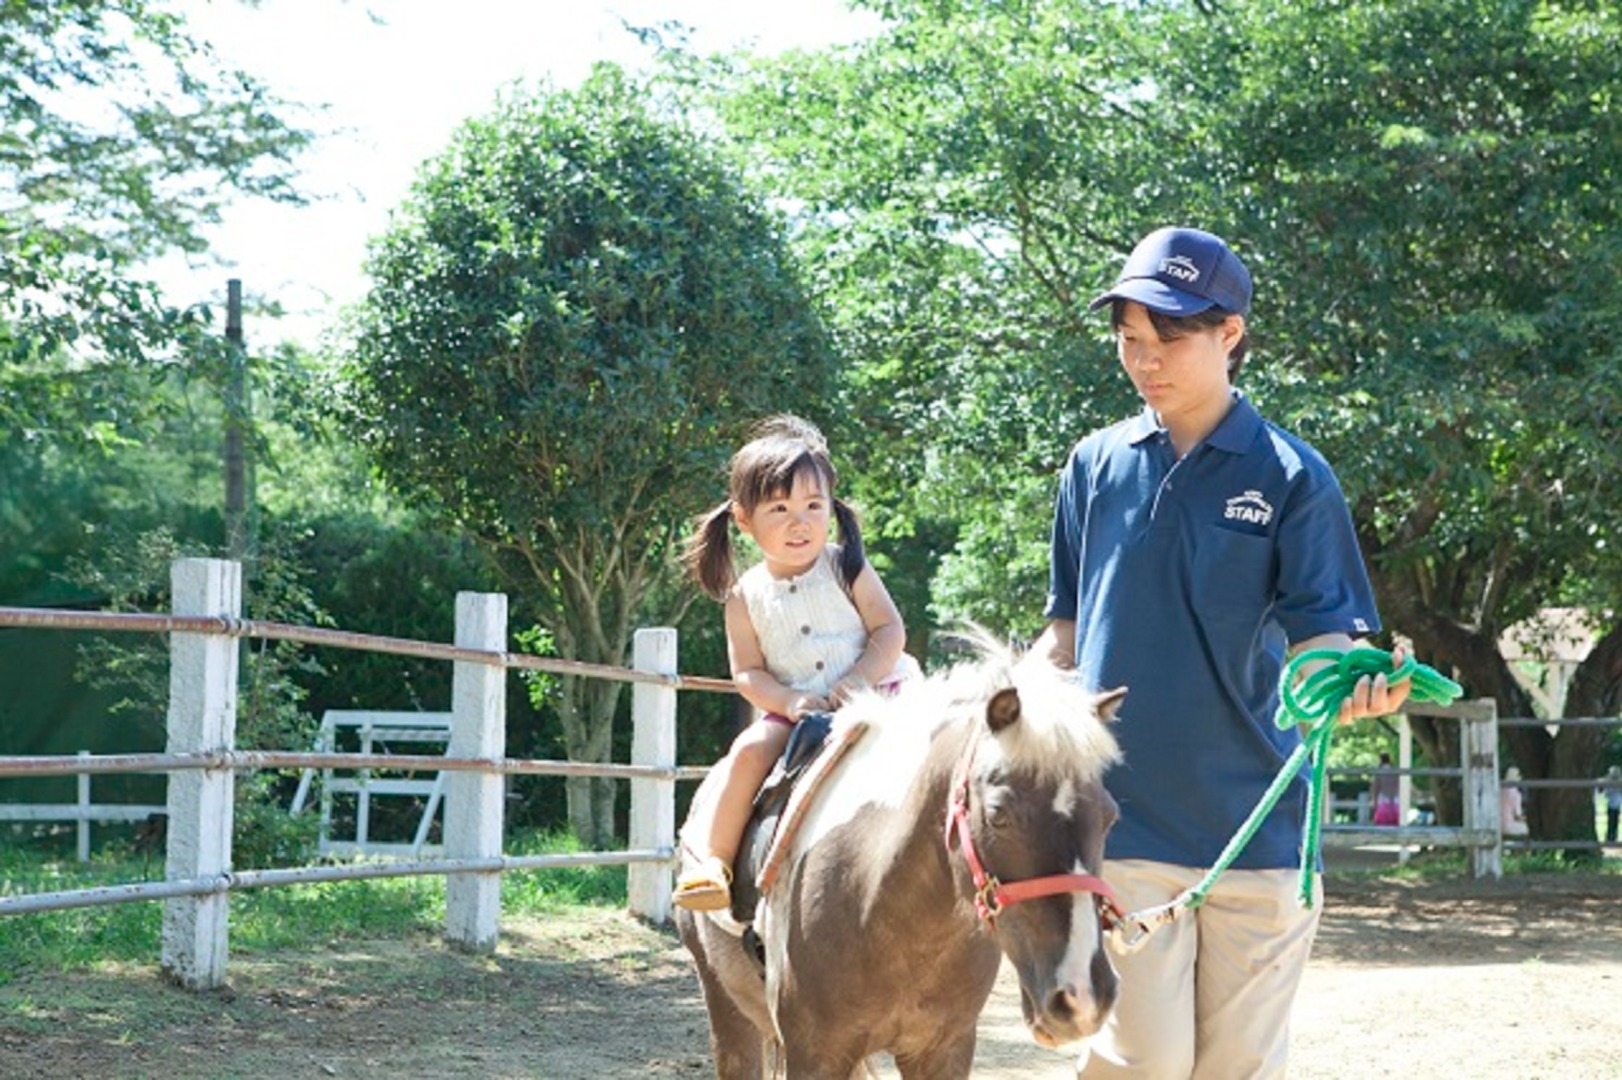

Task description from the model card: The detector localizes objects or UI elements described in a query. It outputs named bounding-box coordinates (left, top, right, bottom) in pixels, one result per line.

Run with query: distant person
left=1501, top=766, right=1529, bottom=837
left=1369, top=752, right=1400, bottom=826
left=1603, top=765, right=1621, bottom=845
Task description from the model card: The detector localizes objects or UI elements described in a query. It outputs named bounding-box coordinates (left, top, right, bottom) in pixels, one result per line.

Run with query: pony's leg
left=689, top=957, right=769, bottom=1079
left=676, top=910, right=774, bottom=1079
left=893, top=1034, right=977, bottom=1080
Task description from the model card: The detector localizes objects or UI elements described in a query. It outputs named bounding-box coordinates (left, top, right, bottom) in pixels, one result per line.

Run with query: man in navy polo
left=1036, top=227, right=1410, bottom=1079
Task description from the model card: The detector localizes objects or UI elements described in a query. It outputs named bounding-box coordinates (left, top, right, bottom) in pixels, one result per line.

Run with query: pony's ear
left=987, top=686, right=1022, bottom=733
left=1093, top=686, right=1127, bottom=724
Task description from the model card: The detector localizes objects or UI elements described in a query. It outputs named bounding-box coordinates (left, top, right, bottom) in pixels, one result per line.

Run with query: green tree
left=714, top=0, right=1622, bottom=846
left=1197, top=0, right=1622, bottom=844
left=1, top=0, right=310, bottom=408
left=341, top=65, right=834, bottom=845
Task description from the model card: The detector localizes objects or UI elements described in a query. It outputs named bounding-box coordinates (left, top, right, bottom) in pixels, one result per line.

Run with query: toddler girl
left=674, top=414, right=916, bottom=911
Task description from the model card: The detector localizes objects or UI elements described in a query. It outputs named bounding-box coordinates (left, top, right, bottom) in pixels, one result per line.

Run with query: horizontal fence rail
left=1501, top=777, right=1622, bottom=790
left=0, top=605, right=736, bottom=694
left=0, top=751, right=711, bottom=782
left=0, top=559, right=726, bottom=989
left=1318, top=826, right=1500, bottom=849
left=1, top=849, right=676, bottom=917
left=1324, top=765, right=1465, bottom=779
left=1498, top=717, right=1622, bottom=728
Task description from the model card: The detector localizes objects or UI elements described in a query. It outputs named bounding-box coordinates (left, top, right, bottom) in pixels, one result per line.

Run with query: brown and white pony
left=676, top=639, right=1125, bottom=1078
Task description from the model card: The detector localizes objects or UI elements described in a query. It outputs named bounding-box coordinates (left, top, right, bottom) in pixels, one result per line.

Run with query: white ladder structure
left=289, top=711, right=452, bottom=857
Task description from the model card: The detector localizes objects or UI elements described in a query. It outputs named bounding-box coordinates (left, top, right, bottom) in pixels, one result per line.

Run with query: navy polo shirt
left=1045, top=394, right=1380, bottom=869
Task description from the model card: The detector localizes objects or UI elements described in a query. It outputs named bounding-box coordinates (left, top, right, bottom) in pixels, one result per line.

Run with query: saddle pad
left=754, top=719, right=870, bottom=895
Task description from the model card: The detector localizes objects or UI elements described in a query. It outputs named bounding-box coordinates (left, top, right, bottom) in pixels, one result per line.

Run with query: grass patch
left=1, top=829, right=635, bottom=984
left=502, top=829, right=628, bottom=915
left=1331, top=845, right=1622, bottom=882
left=230, top=875, right=445, bottom=950
left=1503, top=848, right=1622, bottom=876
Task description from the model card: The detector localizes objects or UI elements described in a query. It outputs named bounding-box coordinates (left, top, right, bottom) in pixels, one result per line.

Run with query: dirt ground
left=3, top=867, right=1619, bottom=1079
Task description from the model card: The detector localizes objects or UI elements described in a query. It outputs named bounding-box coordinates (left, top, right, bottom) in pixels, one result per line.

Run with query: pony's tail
left=832, top=497, right=865, bottom=594
left=682, top=500, right=737, bottom=601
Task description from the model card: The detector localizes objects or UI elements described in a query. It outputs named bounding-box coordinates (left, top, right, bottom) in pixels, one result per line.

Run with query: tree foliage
left=1, top=0, right=311, bottom=447
left=342, top=65, right=834, bottom=843
left=712, top=0, right=1622, bottom=841
left=1202, top=0, right=1622, bottom=840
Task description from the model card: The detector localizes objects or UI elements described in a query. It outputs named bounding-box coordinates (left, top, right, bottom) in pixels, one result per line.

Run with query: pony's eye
left=984, top=793, right=1013, bottom=830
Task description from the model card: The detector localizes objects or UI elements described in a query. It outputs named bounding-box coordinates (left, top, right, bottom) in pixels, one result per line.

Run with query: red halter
left=944, top=731, right=1127, bottom=928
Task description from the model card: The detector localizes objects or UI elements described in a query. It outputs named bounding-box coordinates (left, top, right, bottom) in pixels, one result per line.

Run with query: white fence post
left=628, top=628, right=677, bottom=925
left=1398, top=713, right=1414, bottom=865
left=1464, top=698, right=1503, bottom=879
left=160, top=557, right=241, bottom=990
left=444, top=591, right=506, bottom=952
left=77, top=750, right=91, bottom=863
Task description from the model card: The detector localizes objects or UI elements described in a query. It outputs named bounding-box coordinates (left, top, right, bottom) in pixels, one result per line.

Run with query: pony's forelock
left=940, top=630, right=1120, bottom=785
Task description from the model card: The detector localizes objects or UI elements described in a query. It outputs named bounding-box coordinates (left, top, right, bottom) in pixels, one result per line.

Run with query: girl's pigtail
left=682, top=500, right=738, bottom=601
left=831, top=498, right=865, bottom=594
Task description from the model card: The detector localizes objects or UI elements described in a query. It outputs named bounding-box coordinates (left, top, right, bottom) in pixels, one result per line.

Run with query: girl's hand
left=788, top=694, right=831, bottom=718
left=829, top=675, right=870, bottom=707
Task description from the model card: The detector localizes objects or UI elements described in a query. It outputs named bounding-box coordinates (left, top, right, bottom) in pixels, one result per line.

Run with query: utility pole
left=223, top=279, right=254, bottom=565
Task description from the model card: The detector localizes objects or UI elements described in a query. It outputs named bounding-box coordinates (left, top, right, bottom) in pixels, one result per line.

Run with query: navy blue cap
left=1089, top=227, right=1252, bottom=317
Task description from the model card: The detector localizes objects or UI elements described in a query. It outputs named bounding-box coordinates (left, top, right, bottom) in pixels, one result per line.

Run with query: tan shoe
left=673, top=855, right=733, bottom=912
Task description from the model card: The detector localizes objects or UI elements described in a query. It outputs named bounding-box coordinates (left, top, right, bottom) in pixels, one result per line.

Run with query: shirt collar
left=1207, top=391, right=1262, bottom=454
left=1127, top=391, right=1261, bottom=453
left=1125, top=407, right=1163, bottom=446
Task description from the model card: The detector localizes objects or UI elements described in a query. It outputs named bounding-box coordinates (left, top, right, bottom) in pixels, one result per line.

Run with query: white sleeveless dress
left=735, top=545, right=918, bottom=699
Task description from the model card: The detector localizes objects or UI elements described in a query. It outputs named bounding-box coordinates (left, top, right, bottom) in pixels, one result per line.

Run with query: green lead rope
left=1182, top=647, right=1463, bottom=911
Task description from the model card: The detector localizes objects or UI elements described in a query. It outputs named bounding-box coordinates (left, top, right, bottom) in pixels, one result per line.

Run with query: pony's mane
left=836, top=628, right=1119, bottom=786
left=934, top=629, right=1120, bottom=784
left=790, top=630, right=1120, bottom=854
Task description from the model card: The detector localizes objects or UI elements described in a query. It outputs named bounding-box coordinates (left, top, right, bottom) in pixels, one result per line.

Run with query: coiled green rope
left=1184, top=647, right=1463, bottom=910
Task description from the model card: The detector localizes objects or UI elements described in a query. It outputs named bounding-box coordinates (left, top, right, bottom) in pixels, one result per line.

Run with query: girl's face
left=1115, top=301, right=1244, bottom=429
left=733, top=466, right=831, bottom=579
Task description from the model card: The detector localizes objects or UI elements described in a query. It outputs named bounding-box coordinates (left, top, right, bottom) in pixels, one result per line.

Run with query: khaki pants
left=1078, top=859, right=1322, bottom=1080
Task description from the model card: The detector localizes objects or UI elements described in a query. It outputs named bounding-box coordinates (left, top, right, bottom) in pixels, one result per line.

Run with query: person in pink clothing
left=1501, top=766, right=1529, bottom=837
left=1370, top=752, right=1401, bottom=826
left=673, top=415, right=916, bottom=911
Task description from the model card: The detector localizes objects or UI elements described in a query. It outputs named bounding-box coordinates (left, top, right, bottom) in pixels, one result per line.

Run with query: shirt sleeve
left=1043, top=448, right=1084, bottom=621
left=1272, top=467, right=1381, bottom=643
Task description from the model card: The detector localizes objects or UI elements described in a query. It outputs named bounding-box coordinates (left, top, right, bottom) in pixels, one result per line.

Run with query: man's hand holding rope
left=1289, top=633, right=1412, bottom=724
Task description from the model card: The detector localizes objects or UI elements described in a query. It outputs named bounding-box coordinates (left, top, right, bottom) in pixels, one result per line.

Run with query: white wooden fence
left=0, top=558, right=722, bottom=989
left=0, top=750, right=165, bottom=862
left=6, top=557, right=1590, bottom=988
left=1317, top=699, right=1503, bottom=878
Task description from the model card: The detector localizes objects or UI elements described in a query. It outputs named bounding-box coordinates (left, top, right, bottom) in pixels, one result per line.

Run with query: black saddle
left=728, top=710, right=834, bottom=926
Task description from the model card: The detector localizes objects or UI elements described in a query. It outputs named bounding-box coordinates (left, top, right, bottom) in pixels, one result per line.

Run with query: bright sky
left=162, top=0, right=882, bottom=351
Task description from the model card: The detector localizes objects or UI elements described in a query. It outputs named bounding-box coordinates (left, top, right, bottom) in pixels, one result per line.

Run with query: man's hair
left=1111, top=300, right=1251, bottom=379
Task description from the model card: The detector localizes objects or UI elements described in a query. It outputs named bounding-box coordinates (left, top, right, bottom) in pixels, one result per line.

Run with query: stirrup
left=674, top=855, right=733, bottom=912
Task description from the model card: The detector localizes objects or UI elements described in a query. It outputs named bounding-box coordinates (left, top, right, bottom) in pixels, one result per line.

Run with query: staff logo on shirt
left=1224, top=490, right=1274, bottom=526
left=1159, top=255, right=1200, bottom=283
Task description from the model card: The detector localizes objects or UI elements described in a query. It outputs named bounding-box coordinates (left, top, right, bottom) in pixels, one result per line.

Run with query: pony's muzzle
left=1021, top=966, right=1117, bottom=1048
